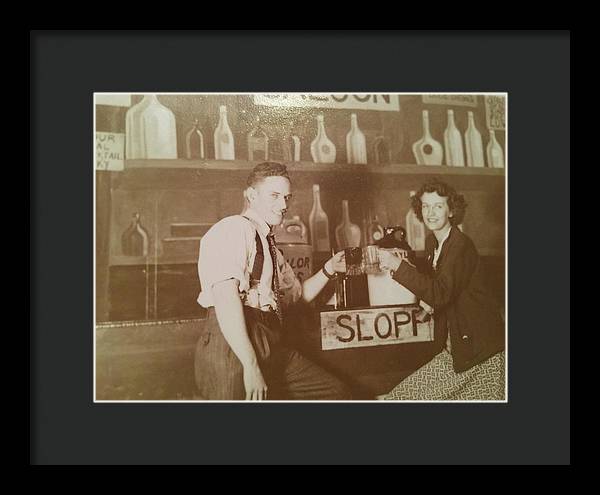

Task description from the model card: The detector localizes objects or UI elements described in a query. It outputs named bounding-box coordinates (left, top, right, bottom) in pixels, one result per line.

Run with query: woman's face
left=420, top=191, right=453, bottom=232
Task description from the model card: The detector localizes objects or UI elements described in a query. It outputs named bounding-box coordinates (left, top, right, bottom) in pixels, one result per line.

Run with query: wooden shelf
left=125, top=159, right=505, bottom=177
left=109, top=254, right=198, bottom=267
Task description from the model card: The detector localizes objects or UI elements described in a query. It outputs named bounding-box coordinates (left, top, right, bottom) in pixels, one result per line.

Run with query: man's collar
left=243, top=208, right=272, bottom=236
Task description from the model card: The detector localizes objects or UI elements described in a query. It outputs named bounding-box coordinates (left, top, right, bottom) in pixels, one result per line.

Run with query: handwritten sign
left=253, top=94, right=400, bottom=112
left=96, top=132, right=124, bottom=171
left=320, top=304, right=434, bottom=350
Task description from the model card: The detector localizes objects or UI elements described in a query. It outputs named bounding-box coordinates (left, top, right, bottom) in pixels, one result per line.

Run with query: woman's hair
left=412, top=178, right=467, bottom=226
left=246, top=161, right=291, bottom=188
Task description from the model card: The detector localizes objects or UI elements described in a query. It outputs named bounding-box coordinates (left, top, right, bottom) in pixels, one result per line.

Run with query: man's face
left=247, top=176, right=292, bottom=226
left=421, top=191, right=453, bottom=232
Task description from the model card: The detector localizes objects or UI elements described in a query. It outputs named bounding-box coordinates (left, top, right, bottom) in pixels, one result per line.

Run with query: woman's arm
left=378, top=244, right=472, bottom=310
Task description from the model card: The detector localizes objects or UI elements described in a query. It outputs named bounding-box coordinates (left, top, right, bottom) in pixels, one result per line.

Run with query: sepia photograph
left=95, top=92, right=507, bottom=402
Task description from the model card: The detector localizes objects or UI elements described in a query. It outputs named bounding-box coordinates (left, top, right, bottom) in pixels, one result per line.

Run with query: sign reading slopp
left=253, top=94, right=400, bottom=112
left=96, top=132, right=125, bottom=171
left=320, top=304, right=434, bottom=350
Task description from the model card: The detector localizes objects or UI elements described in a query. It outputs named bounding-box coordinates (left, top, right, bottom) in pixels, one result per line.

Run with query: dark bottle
left=121, top=213, right=149, bottom=257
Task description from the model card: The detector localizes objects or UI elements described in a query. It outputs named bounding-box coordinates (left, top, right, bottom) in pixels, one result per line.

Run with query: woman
left=377, top=178, right=505, bottom=400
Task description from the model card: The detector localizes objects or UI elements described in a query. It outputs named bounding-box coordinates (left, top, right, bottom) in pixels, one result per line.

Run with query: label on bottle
left=321, top=144, right=331, bottom=154
left=221, top=134, right=230, bottom=144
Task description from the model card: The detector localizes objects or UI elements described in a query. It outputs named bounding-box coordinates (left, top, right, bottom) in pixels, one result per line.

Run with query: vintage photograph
left=94, top=93, right=507, bottom=402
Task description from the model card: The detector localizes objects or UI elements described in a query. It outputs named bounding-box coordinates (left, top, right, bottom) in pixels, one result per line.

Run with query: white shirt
left=196, top=208, right=302, bottom=311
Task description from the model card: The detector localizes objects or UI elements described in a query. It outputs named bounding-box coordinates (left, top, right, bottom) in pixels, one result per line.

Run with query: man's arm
left=212, top=278, right=268, bottom=400
left=300, top=251, right=345, bottom=303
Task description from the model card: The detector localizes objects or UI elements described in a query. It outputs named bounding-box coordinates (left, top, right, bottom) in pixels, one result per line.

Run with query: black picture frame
left=31, top=30, right=570, bottom=465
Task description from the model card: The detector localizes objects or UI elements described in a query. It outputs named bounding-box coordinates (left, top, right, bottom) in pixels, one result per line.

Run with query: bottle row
left=414, top=109, right=504, bottom=168
left=118, top=186, right=427, bottom=259
left=125, top=95, right=368, bottom=164
left=281, top=185, right=426, bottom=253
left=124, top=95, right=504, bottom=168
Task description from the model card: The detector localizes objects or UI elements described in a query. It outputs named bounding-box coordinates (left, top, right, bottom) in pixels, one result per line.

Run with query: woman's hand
left=377, top=249, right=402, bottom=272
left=325, top=251, right=346, bottom=274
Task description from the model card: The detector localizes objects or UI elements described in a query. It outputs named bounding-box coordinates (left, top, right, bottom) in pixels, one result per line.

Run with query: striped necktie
left=266, top=232, right=283, bottom=324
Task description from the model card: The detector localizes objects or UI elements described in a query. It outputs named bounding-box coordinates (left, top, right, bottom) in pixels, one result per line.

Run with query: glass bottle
left=367, top=213, right=385, bottom=245
left=346, top=113, right=367, bottom=164
left=335, top=200, right=361, bottom=249
left=139, top=94, right=178, bottom=159
left=465, top=111, right=484, bottom=167
left=310, top=114, right=336, bottom=163
left=125, top=95, right=153, bottom=159
left=309, top=184, right=331, bottom=252
left=214, top=105, right=235, bottom=160
left=443, top=109, right=465, bottom=167
left=121, top=213, right=149, bottom=257
left=185, top=118, right=204, bottom=159
left=486, top=129, right=504, bottom=168
left=406, top=191, right=426, bottom=252
left=247, top=116, right=269, bottom=161
left=412, top=110, right=443, bottom=165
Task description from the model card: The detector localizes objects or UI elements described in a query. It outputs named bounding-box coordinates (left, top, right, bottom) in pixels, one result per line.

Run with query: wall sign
left=253, top=94, right=400, bottom=111
left=95, top=94, right=131, bottom=107
left=485, top=95, right=506, bottom=130
left=422, top=94, right=478, bottom=106
left=96, top=132, right=125, bottom=171
left=320, top=304, right=434, bottom=350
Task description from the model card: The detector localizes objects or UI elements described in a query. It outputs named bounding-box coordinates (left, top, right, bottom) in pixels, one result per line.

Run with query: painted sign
left=95, top=94, right=132, bottom=107
left=278, top=244, right=313, bottom=283
left=485, top=95, right=506, bottom=130
left=422, top=94, right=478, bottom=107
left=320, top=304, right=434, bottom=350
left=96, top=132, right=125, bottom=171
left=253, top=94, right=400, bottom=112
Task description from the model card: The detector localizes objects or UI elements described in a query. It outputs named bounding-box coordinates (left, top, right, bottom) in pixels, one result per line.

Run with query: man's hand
left=325, top=251, right=346, bottom=274
left=243, top=364, right=268, bottom=400
left=377, top=249, right=402, bottom=272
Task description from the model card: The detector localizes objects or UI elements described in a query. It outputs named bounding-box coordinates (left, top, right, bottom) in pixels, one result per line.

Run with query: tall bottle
left=335, top=200, right=361, bottom=249
left=486, top=129, right=504, bottom=168
left=125, top=95, right=153, bottom=159
left=412, top=110, right=443, bottom=165
left=214, top=105, right=235, bottom=160
left=185, top=118, right=204, bottom=159
left=141, top=94, right=178, bottom=159
left=464, top=111, right=484, bottom=167
left=121, top=212, right=149, bottom=257
left=309, top=184, right=331, bottom=252
left=247, top=116, right=269, bottom=161
left=406, top=191, right=426, bottom=252
left=443, top=109, right=465, bottom=167
left=310, top=114, right=336, bottom=163
left=346, top=113, right=367, bottom=164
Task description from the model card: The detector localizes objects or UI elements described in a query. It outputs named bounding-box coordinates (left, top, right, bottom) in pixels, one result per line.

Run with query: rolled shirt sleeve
left=197, top=216, right=253, bottom=307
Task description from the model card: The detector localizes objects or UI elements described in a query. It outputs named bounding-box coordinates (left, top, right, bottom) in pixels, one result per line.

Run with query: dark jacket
left=392, top=226, right=505, bottom=373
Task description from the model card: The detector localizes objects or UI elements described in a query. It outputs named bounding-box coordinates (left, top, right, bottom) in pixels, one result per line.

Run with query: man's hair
left=246, top=162, right=291, bottom=188
left=411, top=178, right=468, bottom=226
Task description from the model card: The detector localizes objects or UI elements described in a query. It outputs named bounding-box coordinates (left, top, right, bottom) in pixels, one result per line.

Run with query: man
left=195, top=162, right=352, bottom=400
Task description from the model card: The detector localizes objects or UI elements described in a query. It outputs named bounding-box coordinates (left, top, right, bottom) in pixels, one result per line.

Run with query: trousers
left=194, top=306, right=352, bottom=400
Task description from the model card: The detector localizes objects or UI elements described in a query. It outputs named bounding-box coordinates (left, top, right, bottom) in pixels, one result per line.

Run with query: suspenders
left=242, top=216, right=265, bottom=285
